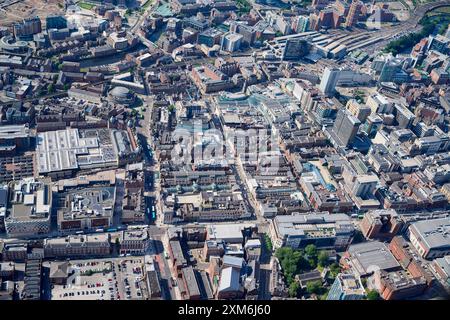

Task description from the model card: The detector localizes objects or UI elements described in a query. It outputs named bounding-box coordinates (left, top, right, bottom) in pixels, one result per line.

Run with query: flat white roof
left=208, top=223, right=254, bottom=242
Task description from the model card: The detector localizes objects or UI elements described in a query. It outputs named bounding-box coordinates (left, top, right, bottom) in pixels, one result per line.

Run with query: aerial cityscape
left=0, top=0, right=449, bottom=303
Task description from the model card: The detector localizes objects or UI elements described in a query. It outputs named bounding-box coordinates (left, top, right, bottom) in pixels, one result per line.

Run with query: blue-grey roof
left=110, top=86, right=130, bottom=98
left=347, top=241, right=400, bottom=275
left=223, top=255, right=244, bottom=269
left=410, top=217, right=450, bottom=250
left=218, top=267, right=241, bottom=293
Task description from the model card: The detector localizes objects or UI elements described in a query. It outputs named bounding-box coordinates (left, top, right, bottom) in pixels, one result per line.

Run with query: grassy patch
left=141, top=0, right=153, bottom=10
left=78, top=2, right=95, bottom=10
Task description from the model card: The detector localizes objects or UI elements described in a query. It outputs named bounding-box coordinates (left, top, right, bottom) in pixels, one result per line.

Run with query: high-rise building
left=46, top=15, right=67, bottom=30
left=327, top=273, right=366, bottom=300
left=293, top=16, right=309, bottom=33
left=378, top=57, right=408, bottom=83
left=319, top=67, right=340, bottom=96
left=13, top=16, right=42, bottom=40
left=394, top=104, right=415, bottom=129
left=331, top=108, right=361, bottom=147
left=361, top=114, right=383, bottom=138
left=366, top=93, right=393, bottom=114
left=308, top=14, right=320, bottom=31
left=427, top=34, right=450, bottom=55
left=221, top=33, right=243, bottom=52
left=346, top=99, right=372, bottom=122
left=345, top=0, right=362, bottom=28
left=351, top=174, right=380, bottom=198
left=233, top=24, right=255, bottom=47
left=318, top=9, right=335, bottom=29
left=334, top=0, right=350, bottom=16
left=275, top=16, right=291, bottom=35
left=198, top=28, right=224, bottom=47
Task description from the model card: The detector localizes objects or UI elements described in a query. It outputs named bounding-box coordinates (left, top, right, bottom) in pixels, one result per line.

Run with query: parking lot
left=51, top=260, right=113, bottom=300
left=50, top=258, right=146, bottom=300
left=112, top=258, right=145, bottom=300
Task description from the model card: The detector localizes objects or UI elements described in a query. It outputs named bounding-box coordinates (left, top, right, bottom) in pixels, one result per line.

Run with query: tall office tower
left=335, top=0, right=350, bottom=16
left=327, top=273, right=366, bottom=300
left=332, top=108, right=361, bottom=147
left=318, top=9, right=335, bottom=29
left=319, top=67, right=340, bottom=96
left=293, top=16, right=310, bottom=33
left=345, top=0, right=361, bottom=28
left=378, top=58, right=403, bottom=82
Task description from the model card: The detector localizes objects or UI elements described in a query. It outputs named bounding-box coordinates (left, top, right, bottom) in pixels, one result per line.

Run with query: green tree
left=297, top=254, right=311, bottom=271
left=305, top=245, right=318, bottom=269
left=329, top=262, right=341, bottom=278
left=306, top=280, right=323, bottom=295
left=263, top=234, right=273, bottom=252
left=84, top=270, right=94, bottom=276
left=318, top=251, right=329, bottom=268
left=275, top=247, right=290, bottom=260
left=367, top=290, right=380, bottom=300
left=63, top=84, right=71, bottom=91
left=305, top=244, right=317, bottom=258
left=319, top=290, right=329, bottom=300
left=308, top=258, right=317, bottom=270
left=275, top=247, right=302, bottom=284
left=288, top=281, right=300, bottom=298
left=235, top=0, right=251, bottom=14
left=47, top=84, right=55, bottom=93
